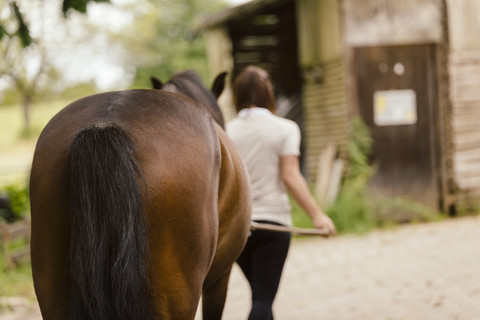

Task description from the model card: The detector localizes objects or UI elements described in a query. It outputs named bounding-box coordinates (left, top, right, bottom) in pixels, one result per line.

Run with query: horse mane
left=166, top=70, right=225, bottom=128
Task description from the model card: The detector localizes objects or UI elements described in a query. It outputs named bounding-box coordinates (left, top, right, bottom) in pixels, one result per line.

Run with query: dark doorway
left=226, top=0, right=305, bottom=172
left=227, top=0, right=301, bottom=97
left=353, top=44, right=439, bottom=209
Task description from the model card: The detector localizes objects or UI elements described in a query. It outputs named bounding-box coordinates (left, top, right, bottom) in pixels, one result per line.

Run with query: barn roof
left=195, top=0, right=292, bottom=32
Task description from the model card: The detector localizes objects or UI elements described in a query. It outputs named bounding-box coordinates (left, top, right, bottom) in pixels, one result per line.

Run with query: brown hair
left=232, top=66, right=276, bottom=113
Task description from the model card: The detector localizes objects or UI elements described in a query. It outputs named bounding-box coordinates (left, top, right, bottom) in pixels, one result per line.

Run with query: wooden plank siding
left=445, top=0, right=480, bottom=207
left=303, top=57, right=348, bottom=182
left=450, top=50, right=480, bottom=191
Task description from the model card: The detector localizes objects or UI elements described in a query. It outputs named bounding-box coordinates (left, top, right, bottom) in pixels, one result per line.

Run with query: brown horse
left=30, top=72, right=251, bottom=320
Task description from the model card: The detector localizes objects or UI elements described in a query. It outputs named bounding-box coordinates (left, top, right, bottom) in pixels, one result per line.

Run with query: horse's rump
left=30, top=90, right=224, bottom=319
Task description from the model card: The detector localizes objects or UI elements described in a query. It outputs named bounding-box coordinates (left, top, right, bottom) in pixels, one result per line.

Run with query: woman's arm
left=280, top=155, right=336, bottom=235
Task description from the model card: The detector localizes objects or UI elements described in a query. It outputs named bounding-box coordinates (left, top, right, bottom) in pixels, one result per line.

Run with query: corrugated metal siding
left=303, top=57, right=348, bottom=182
left=450, top=51, right=480, bottom=191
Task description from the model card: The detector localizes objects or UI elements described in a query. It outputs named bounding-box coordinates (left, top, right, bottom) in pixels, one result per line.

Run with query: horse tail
left=68, top=125, right=154, bottom=320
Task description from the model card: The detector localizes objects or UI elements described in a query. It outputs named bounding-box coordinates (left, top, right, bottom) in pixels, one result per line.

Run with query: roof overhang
left=195, top=0, right=292, bottom=33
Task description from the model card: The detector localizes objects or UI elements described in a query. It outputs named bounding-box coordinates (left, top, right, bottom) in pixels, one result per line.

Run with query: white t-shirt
left=226, top=107, right=301, bottom=226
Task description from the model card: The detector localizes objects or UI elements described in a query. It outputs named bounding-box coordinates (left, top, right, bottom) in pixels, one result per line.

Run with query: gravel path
left=2, top=215, right=479, bottom=320
left=222, top=215, right=480, bottom=320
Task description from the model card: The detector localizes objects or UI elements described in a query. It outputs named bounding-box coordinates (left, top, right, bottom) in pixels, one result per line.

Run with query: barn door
left=353, top=44, right=439, bottom=210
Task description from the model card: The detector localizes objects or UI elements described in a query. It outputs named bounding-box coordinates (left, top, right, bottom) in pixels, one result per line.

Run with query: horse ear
left=150, top=77, right=163, bottom=89
left=211, top=72, right=227, bottom=99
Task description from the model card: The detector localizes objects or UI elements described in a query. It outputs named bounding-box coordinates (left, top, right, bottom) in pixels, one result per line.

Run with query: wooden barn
left=197, top=0, right=480, bottom=213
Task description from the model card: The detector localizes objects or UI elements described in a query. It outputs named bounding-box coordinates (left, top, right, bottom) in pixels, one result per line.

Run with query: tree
left=1, top=1, right=50, bottom=131
left=0, top=0, right=110, bottom=48
left=115, top=0, right=228, bottom=87
left=0, top=0, right=109, bottom=131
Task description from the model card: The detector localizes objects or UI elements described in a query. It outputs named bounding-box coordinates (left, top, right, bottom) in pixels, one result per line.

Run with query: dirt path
left=2, top=215, right=479, bottom=320
left=222, top=215, right=480, bottom=320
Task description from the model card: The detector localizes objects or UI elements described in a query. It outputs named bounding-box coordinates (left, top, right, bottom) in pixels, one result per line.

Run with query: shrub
left=0, top=183, right=30, bottom=222
left=324, top=117, right=376, bottom=234
left=323, top=117, right=441, bottom=234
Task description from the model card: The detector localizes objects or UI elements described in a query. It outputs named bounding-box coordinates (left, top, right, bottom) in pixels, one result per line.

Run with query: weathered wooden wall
left=447, top=0, right=480, bottom=201
left=297, top=0, right=348, bottom=181
left=343, top=0, right=443, bottom=46
left=302, top=57, right=348, bottom=181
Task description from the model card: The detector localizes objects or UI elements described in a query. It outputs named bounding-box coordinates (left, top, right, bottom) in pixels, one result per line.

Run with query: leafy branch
left=0, top=0, right=110, bottom=47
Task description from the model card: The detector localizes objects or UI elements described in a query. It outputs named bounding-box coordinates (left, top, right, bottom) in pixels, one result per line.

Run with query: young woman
left=227, top=66, right=336, bottom=319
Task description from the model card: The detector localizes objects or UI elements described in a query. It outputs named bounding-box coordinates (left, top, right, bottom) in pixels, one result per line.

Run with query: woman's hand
left=312, top=212, right=336, bottom=236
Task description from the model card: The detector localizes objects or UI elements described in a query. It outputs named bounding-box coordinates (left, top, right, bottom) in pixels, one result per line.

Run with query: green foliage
left=1, top=183, right=30, bottom=222
left=326, top=187, right=376, bottom=234
left=324, top=117, right=375, bottom=234
left=10, top=1, right=32, bottom=47
left=0, top=2, right=32, bottom=47
left=124, top=0, right=228, bottom=87
left=0, top=0, right=110, bottom=48
left=344, top=117, right=374, bottom=184
left=0, top=23, right=6, bottom=41
left=63, top=0, right=111, bottom=16
left=291, top=199, right=313, bottom=229
left=372, top=196, right=441, bottom=226
left=324, top=117, right=441, bottom=234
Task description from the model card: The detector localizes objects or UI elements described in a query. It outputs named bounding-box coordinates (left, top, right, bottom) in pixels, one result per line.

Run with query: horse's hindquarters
left=30, top=90, right=224, bottom=320
left=139, top=119, right=221, bottom=318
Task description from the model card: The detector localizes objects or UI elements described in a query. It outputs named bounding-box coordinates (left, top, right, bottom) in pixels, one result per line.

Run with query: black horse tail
left=68, top=125, right=154, bottom=320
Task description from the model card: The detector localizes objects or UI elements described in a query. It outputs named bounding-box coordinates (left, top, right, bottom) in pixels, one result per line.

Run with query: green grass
left=0, top=266, right=35, bottom=300
left=0, top=243, right=35, bottom=300
left=0, top=100, right=68, bottom=151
